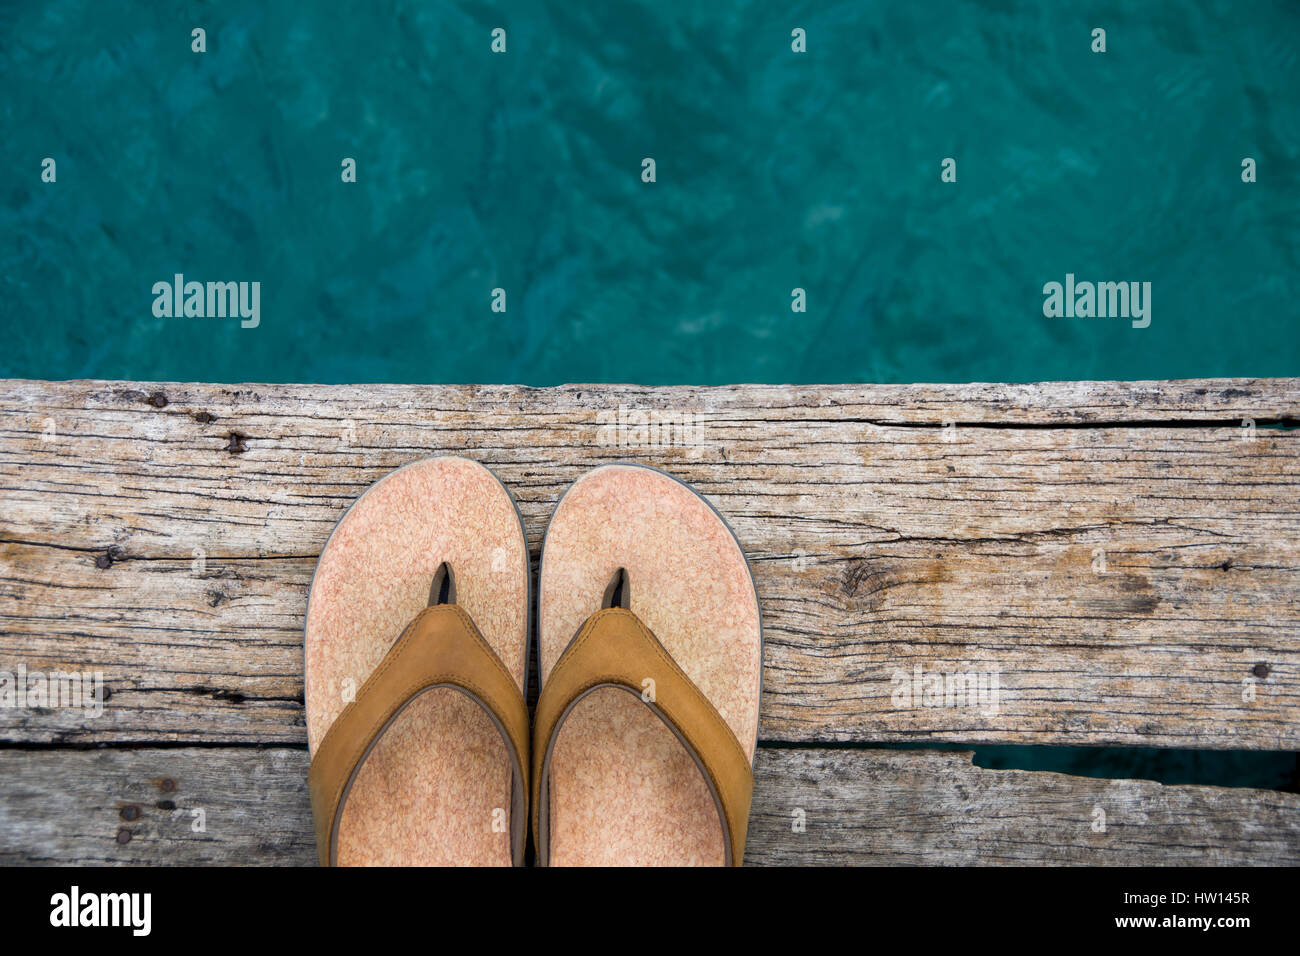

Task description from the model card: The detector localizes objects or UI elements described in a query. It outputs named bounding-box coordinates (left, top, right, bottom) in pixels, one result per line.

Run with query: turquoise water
left=2, top=0, right=1297, bottom=385
left=874, top=744, right=1297, bottom=791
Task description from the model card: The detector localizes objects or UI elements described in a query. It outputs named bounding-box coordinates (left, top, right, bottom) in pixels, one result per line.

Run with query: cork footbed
left=538, top=464, right=762, bottom=866
left=304, top=457, right=529, bottom=866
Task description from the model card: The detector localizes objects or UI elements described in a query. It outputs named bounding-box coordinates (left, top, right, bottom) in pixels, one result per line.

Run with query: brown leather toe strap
left=532, top=607, right=754, bottom=866
left=308, top=604, right=529, bottom=866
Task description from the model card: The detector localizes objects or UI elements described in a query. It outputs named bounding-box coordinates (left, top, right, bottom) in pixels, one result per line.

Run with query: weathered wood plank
left=746, top=748, right=1300, bottom=865
left=1, top=378, right=1298, bottom=747
left=0, top=746, right=1293, bottom=865
left=0, top=748, right=311, bottom=866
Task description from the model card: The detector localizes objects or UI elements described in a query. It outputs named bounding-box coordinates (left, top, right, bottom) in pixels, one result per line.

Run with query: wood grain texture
left=0, top=746, right=1293, bottom=866
left=1, top=378, right=1298, bottom=748
left=747, top=748, right=1300, bottom=865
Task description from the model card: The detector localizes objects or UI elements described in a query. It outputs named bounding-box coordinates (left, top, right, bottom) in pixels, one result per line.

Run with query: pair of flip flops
left=304, top=458, right=763, bottom=866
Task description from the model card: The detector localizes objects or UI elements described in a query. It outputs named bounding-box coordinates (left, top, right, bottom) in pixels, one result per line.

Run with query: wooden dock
left=1, top=377, right=1297, bottom=864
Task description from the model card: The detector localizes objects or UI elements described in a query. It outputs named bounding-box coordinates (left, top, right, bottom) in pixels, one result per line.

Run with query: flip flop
left=533, top=463, right=763, bottom=866
left=304, top=456, right=530, bottom=866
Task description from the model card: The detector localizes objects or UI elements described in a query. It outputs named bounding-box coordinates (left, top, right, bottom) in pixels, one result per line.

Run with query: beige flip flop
left=532, top=463, right=763, bottom=866
left=304, top=456, right=530, bottom=866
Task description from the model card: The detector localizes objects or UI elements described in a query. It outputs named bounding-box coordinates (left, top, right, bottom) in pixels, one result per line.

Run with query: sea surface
left=2, top=0, right=1297, bottom=385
